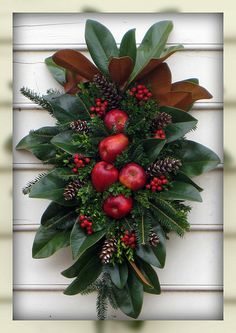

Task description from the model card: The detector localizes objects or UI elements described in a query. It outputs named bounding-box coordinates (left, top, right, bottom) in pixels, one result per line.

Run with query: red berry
left=162, top=179, right=168, bottom=184
left=104, top=101, right=108, bottom=106
left=143, top=88, right=148, bottom=94
left=96, top=98, right=101, bottom=103
left=72, top=168, right=78, bottom=173
left=79, top=215, right=85, bottom=221
left=96, top=101, right=102, bottom=106
left=131, top=87, right=136, bottom=92
left=147, top=92, right=152, bottom=97
left=157, top=186, right=162, bottom=191
left=146, top=184, right=151, bottom=189
left=100, top=106, right=106, bottom=112
left=90, top=106, right=95, bottom=112
left=74, top=154, right=79, bottom=159
left=87, top=230, right=93, bottom=235
left=85, top=157, right=90, bottom=164
left=160, top=175, right=165, bottom=179
left=80, top=222, right=85, bottom=228
left=129, top=91, right=134, bottom=96
left=151, top=186, right=156, bottom=192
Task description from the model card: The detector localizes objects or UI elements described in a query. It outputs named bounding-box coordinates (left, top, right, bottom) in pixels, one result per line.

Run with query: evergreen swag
left=16, top=19, right=220, bottom=320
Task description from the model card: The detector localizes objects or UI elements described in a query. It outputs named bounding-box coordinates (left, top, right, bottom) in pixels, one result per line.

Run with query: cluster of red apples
left=91, top=107, right=147, bottom=220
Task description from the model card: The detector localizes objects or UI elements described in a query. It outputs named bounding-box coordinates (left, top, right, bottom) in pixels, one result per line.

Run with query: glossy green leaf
left=119, top=29, right=137, bottom=64
left=70, top=222, right=105, bottom=259
left=62, top=242, right=102, bottom=278
left=177, top=140, right=221, bottom=176
left=85, top=20, right=119, bottom=76
left=136, top=258, right=161, bottom=294
left=136, top=224, right=166, bottom=268
left=16, top=126, right=59, bottom=161
left=174, top=172, right=203, bottom=192
left=41, top=202, right=77, bottom=230
left=29, top=169, right=77, bottom=206
left=158, top=181, right=202, bottom=202
left=142, top=138, right=166, bottom=162
left=64, top=255, right=102, bottom=295
left=160, top=106, right=198, bottom=143
left=51, top=131, right=79, bottom=154
left=45, top=94, right=90, bottom=123
left=32, top=225, right=70, bottom=258
left=107, top=262, right=128, bottom=289
left=113, top=268, right=143, bottom=319
left=129, top=21, right=174, bottom=82
left=45, top=56, right=66, bottom=85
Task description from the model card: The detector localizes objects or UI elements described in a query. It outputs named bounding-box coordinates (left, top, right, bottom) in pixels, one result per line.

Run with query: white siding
left=13, top=13, right=223, bottom=320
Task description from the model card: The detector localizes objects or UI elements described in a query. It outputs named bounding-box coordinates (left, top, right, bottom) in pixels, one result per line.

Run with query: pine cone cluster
left=63, top=180, right=85, bottom=201
left=99, top=237, right=117, bottom=264
left=70, top=120, right=89, bottom=133
left=93, top=74, right=122, bottom=109
left=151, top=112, right=172, bottom=130
left=149, top=231, right=160, bottom=247
left=147, top=158, right=182, bottom=177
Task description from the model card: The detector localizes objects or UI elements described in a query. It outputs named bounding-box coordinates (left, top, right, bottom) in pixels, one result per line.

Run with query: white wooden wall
left=13, top=13, right=223, bottom=320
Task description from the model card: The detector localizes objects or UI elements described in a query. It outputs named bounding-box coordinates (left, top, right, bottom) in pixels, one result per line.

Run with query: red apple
left=104, top=109, right=128, bottom=133
left=119, top=163, right=147, bottom=191
left=103, top=194, right=133, bottom=219
left=91, top=161, right=119, bottom=192
left=99, top=133, right=129, bottom=163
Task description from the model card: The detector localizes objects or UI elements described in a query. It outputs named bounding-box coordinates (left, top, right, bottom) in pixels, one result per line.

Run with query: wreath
left=16, top=19, right=220, bottom=320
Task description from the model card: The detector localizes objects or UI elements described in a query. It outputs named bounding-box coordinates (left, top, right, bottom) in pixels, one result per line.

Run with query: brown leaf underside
left=52, top=49, right=100, bottom=81
left=108, top=57, right=134, bottom=87
left=129, top=260, right=154, bottom=288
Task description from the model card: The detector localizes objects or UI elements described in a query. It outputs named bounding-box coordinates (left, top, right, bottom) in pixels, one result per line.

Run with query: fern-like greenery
left=20, top=87, right=54, bottom=116
left=150, top=198, right=190, bottom=236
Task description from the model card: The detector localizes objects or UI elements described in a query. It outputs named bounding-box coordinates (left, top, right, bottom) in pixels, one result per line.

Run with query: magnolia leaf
left=62, top=242, right=101, bottom=278
left=142, top=138, right=166, bottom=162
left=41, top=202, right=77, bottom=230
left=29, top=169, right=77, bottom=206
left=119, top=28, right=137, bottom=64
left=140, top=62, right=172, bottom=97
left=136, top=258, right=161, bottom=294
left=85, top=19, right=119, bottom=76
left=52, top=49, right=99, bottom=81
left=158, top=181, right=202, bottom=202
left=107, top=262, right=128, bottom=289
left=171, top=81, right=212, bottom=102
left=113, top=268, right=143, bottom=319
left=45, top=56, right=66, bottom=85
left=128, top=260, right=154, bottom=288
left=108, top=57, right=134, bottom=86
left=32, top=225, right=70, bottom=259
left=135, top=45, right=183, bottom=82
left=64, top=255, right=102, bottom=295
left=45, top=94, right=90, bottom=123
left=70, top=222, right=105, bottom=259
left=177, top=140, right=221, bottom=176
left=157, top=91, right=193, bottom=110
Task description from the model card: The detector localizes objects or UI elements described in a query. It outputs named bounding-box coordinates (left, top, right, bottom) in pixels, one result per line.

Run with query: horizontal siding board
left=13, top=290, right=223, bottom=320
left=13, top=169, right=222, bottom=226
left=13, top=109, right=223, bottom=164
left=13, top=13, right=223, bottom=46
left=13, top=50, right=223, bottom=104
left=13, top=231, right=223, bottom=286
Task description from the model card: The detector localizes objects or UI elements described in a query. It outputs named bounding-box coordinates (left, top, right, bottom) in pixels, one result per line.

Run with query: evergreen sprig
left=20, top=87, right=54, bottom=116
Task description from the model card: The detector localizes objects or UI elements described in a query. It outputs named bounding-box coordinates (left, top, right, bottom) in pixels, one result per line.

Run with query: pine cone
left=151, top=112, right=172, bottom=130
left=63, top=180, right=85, bottom=201
left=147, top=158, right=182, bottom=177
left=99, top=237, right=117, bottom=264
left=70, top=120, right=89, bottom=133
left=149, top=231, right=160, bottom=247
left=93, top=74, right=122, bottom=109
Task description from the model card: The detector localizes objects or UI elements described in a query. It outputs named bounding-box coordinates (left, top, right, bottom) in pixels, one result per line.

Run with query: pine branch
left=150, top=199, right=190, bottom=236
left=22, top=172, right=48, bottom=195
left=96, top=285, right=109, bottom=320
left=20, top=87, right=54, bottom=116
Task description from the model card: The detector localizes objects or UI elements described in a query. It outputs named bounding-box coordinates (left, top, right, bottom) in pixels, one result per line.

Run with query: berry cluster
left=146, top=175, right=169, bottom=192
left=72, top=154, right=90, bottom=173
left=90, top=98, right=108, bottom=117
left=153, top=129, right=166, bottom=139
left=129, top=84, right=152, bottom=101
left=79, top=215, right=94, bottom=234
left=121, top=230, right=137, bottom=249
